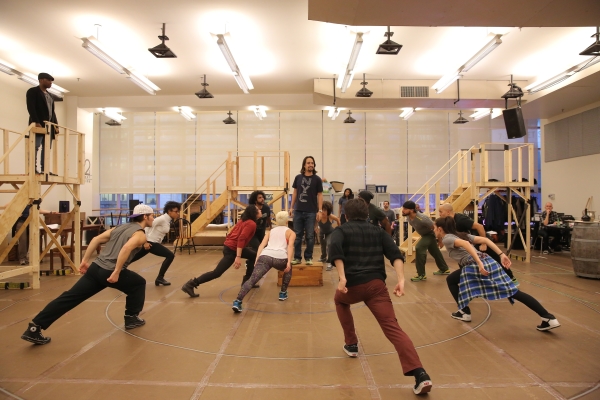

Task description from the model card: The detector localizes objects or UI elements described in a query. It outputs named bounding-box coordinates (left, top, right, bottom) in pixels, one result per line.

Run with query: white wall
left=542, top=100, right=600, bottom=218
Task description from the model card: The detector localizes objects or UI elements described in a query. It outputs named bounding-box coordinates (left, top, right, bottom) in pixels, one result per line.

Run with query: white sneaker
left=451, top=310, right=472, bottom=322
left=20, top=260, right=27, bottom=266
left=537, top=316, right=560, bottom=331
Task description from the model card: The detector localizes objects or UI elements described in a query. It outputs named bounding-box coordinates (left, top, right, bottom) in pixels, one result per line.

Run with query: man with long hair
left=329, top=199, right=433, bottom=395
left=21, top=204, right=154, bottom=344
left=289, top=156, right=323, bottom=265
left=181, top=205, right=260, bottom=297
left=248, top=190, right=271, bottom=251
left=129, top=201, right=181, bottom=286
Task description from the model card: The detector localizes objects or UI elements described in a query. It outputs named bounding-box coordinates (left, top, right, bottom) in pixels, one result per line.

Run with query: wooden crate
left=277, top=264, right=323, bottom=287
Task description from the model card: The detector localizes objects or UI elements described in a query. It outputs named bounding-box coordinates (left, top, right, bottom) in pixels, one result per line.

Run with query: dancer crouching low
left=181, top=205, right=260, bottom=297
left=232, top=211, right=296, bottom=312
left=433, top=216, right=560, bottom=331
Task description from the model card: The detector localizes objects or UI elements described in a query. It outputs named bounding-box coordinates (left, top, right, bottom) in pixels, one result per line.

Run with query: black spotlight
left=195, top=75, right=214, bottom=99
left=344, top=110, right=356, bottom=123
left=376, top=26, right=402, bottom=55
left=148, top=23, right=177, bottom=58
left=580, top=27, right=600, bottom=56
left=223, top=111, right=236, bottom=125
left=355, top=73, right=373, bottom=97
left=105, top=119, right=121, bottom=126
left=453, top=111, right=469, bottom=124
left=501, top=75, right=524, bottom=108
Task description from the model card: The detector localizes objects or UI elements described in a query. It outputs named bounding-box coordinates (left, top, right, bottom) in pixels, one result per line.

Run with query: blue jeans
left=293, top=211, right=316, bottom=260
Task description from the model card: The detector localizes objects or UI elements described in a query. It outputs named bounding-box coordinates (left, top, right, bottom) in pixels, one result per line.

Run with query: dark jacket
left=26, top=86, right=57, bottom=139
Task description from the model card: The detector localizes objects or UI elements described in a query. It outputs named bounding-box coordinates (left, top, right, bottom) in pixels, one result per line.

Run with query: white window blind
left=155, top=113, right=196, bottom=193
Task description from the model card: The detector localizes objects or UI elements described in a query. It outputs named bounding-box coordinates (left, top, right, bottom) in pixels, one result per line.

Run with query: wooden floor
left=1, top=246, right=599, bottom=400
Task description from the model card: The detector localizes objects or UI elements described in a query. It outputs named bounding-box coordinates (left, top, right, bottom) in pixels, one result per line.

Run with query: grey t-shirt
left=44, top=91, right=53, bottom=120
left=407, top=212, right=434, bottom=236
left=383, top=209, right=396, bottom=223
left=442, top=233, right=475, bottom=265
left=94, top=222, right=144, bottom=271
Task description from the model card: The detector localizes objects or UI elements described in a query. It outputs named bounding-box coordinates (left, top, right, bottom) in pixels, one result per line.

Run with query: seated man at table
left=539, top=202, right=563, bottom=254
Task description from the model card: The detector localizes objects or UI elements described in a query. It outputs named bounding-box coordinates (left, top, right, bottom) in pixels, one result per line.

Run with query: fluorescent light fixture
left=461, top=34, right=502, bottom=72
left=337, top=32, right=364, bottom=93
left=101, top=108, right=126, bottom=122
left=399, top=108, right=415, bottom=120
left=177, top=107, right=196, bottom=121
left=81, top=36, right=126, bottom=74
left=252, top=106, right=267, bottom=120
left=124, top=68, right=160, bottom=95
left=0, top=60, right=16, bottom=75
left=525, top=57, right=600, bottom=94
left=326, top=106, right=342, bottom=120
left=431, top=71, right=461, bottom=94
left=470, top=109, right=491, bottom=121
left=17, top=73, right=39, bottom=86
left=491, top=109, right=503, bottom=119
left=216, top=34, right=253, bottom=94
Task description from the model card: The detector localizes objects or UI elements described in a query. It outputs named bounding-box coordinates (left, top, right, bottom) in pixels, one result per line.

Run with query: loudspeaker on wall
left=503, top=107, right=527, bottom=139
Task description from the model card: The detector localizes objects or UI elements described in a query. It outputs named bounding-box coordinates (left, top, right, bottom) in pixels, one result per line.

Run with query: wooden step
left=277, top=264, right=323, bottom=287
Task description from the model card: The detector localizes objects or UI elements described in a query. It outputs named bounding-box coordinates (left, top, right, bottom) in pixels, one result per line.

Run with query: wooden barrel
left=571, top=221, right=600, bottom=279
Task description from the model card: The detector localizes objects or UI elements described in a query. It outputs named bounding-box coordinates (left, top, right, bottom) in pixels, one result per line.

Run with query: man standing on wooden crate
left=20, top=204, right=154, bottom=345
left=26, top=72, right=59, bottom=174
left=328, top=199, right=433, bottom=395
left=289, top=156, right=323, bottom=266
left=129, top=201, right=180, bottom=286
left=401, top=201, right=450, bottom=282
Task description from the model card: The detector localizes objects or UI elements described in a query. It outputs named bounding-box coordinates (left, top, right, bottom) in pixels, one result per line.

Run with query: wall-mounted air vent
left=400, top=86, right=429, bottom=98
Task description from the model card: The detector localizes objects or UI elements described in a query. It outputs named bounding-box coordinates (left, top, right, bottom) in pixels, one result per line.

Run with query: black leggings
left=130, top=242, right=174, bottom=278
left=193, top=245, right=256, bottom=285
left=446, top=269, right=550, bottom=317
left=476, top=245, right=514, bottom=279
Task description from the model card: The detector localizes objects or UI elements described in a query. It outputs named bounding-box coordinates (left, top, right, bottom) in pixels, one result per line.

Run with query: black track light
left=453, top=111, right=469, bottom=124
left=148, top=23, right=177, bottom=58
left=355, top=73, right=373, bottom=97
left=376, top=26, right=402, bottom=55
left=105, top=119, right=121, bottom=126
left=501, top=75, right=524, bottom=108
left=580, top=27, right=600, bottom=56
left=195, top=74, right=214, bottom=99
left=223, top=111, right=236, bottom=125
left=344, top=110, right=356, bottom=123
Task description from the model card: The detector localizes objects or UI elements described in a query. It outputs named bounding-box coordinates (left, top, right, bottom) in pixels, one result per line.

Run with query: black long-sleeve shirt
left=328, top=220, right=405, bottom=287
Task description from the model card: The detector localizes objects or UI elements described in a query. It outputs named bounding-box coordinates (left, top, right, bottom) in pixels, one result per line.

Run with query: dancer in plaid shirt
left=433, top=217, right=560, bottom=332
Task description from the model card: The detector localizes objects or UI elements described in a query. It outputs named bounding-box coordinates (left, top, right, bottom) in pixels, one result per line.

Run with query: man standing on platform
left=20, top=204, right=154, bottom=345
left=26, top=72, right=59, bottom=174
left=401, top=201, right=450, bottom=282
left=328, top=199, right=433, bottom=395
left=289, top=156, right=323, bottom=265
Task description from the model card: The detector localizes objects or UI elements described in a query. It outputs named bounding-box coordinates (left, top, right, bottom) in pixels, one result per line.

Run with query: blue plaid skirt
left=457, top=253, right=518, bottom=310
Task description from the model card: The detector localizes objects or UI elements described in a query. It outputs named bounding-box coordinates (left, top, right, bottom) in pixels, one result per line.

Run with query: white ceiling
left=0, top=0, right=599, bottom=118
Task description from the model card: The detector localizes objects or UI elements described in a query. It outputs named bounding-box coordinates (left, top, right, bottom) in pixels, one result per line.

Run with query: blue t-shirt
left=292, top=174, right=323, bottom=213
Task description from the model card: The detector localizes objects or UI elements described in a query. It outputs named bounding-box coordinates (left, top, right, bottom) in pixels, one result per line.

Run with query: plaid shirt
left=458, top=253, right=518, bottom=310
left=541, top=210, right=559, bottom=226
left=329, top=220, right=405, bottom=287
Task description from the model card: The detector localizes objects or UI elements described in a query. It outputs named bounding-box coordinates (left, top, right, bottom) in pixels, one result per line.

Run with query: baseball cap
left=129, top=204, right=154, bottom=218
left=358, top=190, right=374, bottom=202
left=38, top=72, right=54, bottom=81
left=402, top=201, right=416, bottom=210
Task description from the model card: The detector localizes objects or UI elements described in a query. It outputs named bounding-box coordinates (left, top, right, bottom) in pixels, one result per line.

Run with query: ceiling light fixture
left=337, top=32, right=364, bottom=93
left=0, top=60, right=16, bottom=75
left=105, top=119, right=121, bottom=126
left=81, top=36, right=126, bottom=74
left=253, top=106, right=267, bottom=120
left=461, top=34, right=502, bottom=72
left=223, top=111, right=236, bottom=125
left=376, top=26, right=402, bottom=55
left=525, top=67, right=578, bottom=94
left=399, top=108, right=415, bottom=120
left=195, top=74, right=214, bottom=98
left=216, top=34, right=253, bottom=94
left=343, top=110, right=356, bottom=124
left=326, top=107, right=342, bottom=120
left=491, top=109, right=503, bottom=119
left=101, top=109, right=126, bottom=122
left=177, top=107, right=196, bottom=121
left=355, top=73, right=373, bottom=97
left=501, top=74, right=524, bottom=108
left=124, top=68, right=160, bottom=95
left=470, top=109, right=491, bottom=121
left=453, top=111, right=469, bottom=124
left=580, top=27, right=600, bottom=56
left=431, top=71, right=461, bottom=94
left=148, top=23, right=177, bottom=58
left=17, top=73, right=39, bottom=86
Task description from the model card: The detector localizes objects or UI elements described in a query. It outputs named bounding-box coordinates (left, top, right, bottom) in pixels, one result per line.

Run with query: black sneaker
left=413, top=371, right=433, bottom=394
left=21, top=322, right=51, bottom=345
left=181, top=279, right=199, bottom=297
left=451, top=310, right=472, bottom=322
left=124, top=315, right=146, bottom=330
left=537, top=315, right=561, bottom=331
left=343, top=343, right=358, bottom=357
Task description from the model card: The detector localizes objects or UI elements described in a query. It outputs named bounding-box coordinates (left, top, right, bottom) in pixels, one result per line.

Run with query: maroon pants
left=334, top=279, right=423, bottom=376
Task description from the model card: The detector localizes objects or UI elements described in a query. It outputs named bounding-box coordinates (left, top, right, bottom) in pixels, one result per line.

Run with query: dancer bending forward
left=433, top=216, right=560, bottom=331
left=232, top=211, right=296, bottom=312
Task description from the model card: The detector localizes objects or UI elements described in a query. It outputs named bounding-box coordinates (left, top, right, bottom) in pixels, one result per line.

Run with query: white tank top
left=260, top=226, right=290, bottom=259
